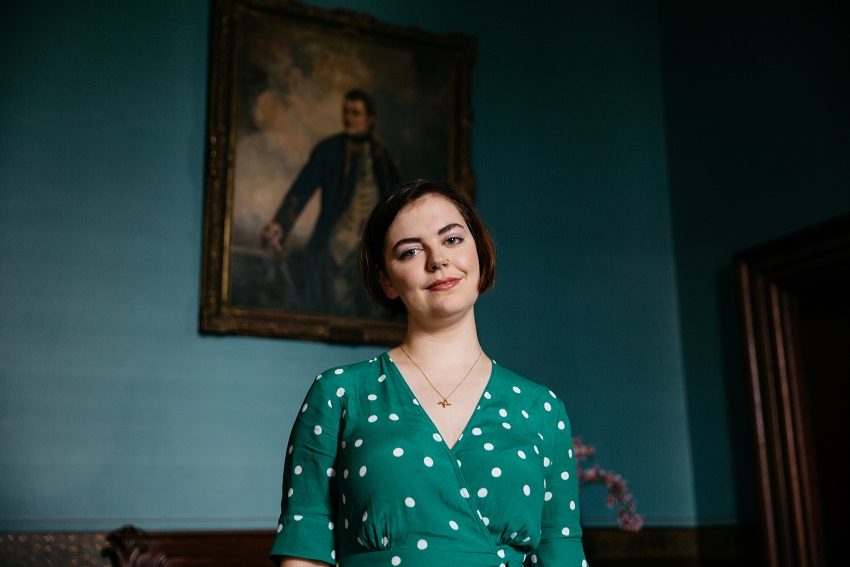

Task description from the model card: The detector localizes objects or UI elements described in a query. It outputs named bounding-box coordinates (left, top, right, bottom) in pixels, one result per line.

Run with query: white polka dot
left=449, top=520, right=459, bottom=530
left=499, top=408, right=508, bottom=417
left=558, top=420, right=566, bottom=430
left=287, top=488, right=293, bottom=497
left=301, top=403, right=308, bottom=413
left=276, top=523, right=283, bottom=533
left=537, top=432, right=545, bottom=440
left=329, top=521, right=335, bottom=530
left=569, top=448, right=573, bottom=458
left=545, top=491, right=553, bottom=501
left=457, top=459, right=462, bottom=467
left=460, top=488, right=470, bottom=498
left=523, top=485, right=531, bottom=496
left=334, top=368, right=344, bottom=375
left=477, top=487, right=488, bottom=498
left=294, top=465, right=302, bottom=475
left=412, top=399, right=420, bottom=405
left=341, top=441, right=347, bottom=449
left=368, top=415, right=378, bottom=423
left=483, top=391, right=491, bottom=399
left=544, top=402, right=552, bottom=412
left=561, top=471, right=570, bottom=480
left=327, top=399, right=333, bottom=408
left=570, top=500, right=576, bottom=510
left=331, top=550, right=336, bottom=560
left=582, top=560, right=588, bottom=567
left=343, top=469, right=349, bottom=478
left=355, top=439, right=363, bottom=447
left=343, top=494, right=347, bottom=504
left=405, top=497, right=416, bottom=507
left=336, top=387, right=345, bottom=397
left=531, top=554, right=538, bottom=564
left=498, top=549, right=506, bottom=558
left=522, top=410, right=529, bottom=418
left=472, top=427, right=482, bottom=436
left=382, top=536, right=388, bottom=547
left=549, top=390, right=557, bottom=398
left=345, top=518, right=349, bottom=528
left=433, top=433, right=443, bottom=442
left=502, top=422, right=511, bottom=429
left=327, top=468, right=336, bottom=477
left=417, top=539, right=427, bottom=550
left=391, top=557, right=401, bottom=566
left=315, top=374, right=322, bottom=381
left=378, top=374, right=386, bottom=382
left=482, top=516, right=490, bottom=526
left=543, top=457, right=551, bottom=467
left=561, top=527, right=570, bottom=536
left=314, top=425, right=322, bottom=435
left=393, top=448, right=404, bottom=457
left=484, top=442, right=494, bottom=451
left=362, top=511, right=368, bottom=521
left=513, top=386, right=522, bottom=394
left=389, top=413, right=399, bottom=421
left=287, top=444, right=293, bottom=454
left=533, top=445, right=540, bottom=454
left=294, top=515, right=303, bottom=521
left=368, top=394, right=377, bottom=401
left=517, top=450, right=527, bottom=459
left=423, top=456, right=434, bottom=467
left=359, top=466, right=367, bottom=477
left=491, top=467, right=502, bottom=477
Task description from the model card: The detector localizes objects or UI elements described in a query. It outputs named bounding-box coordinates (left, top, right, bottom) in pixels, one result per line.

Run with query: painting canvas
left=200, top=0, right=475, bottom=344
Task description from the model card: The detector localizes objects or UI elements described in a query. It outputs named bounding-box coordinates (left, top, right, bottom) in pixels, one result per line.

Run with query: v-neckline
left=384, top=352, right=496, bottom=452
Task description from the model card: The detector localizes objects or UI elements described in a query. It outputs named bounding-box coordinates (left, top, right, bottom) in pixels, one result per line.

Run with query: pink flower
left=572, top=437, right=643, bottom=532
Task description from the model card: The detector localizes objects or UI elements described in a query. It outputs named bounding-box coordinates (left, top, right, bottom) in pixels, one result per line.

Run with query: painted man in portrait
left=261, top=89, right=401, bottom=318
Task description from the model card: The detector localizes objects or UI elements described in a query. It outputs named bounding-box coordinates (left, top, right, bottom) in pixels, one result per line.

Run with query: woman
left=270, top=180, right=586, bottom=567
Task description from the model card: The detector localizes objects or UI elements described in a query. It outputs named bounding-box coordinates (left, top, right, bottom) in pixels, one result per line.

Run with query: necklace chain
left=400, top=345, right=484, bottom=408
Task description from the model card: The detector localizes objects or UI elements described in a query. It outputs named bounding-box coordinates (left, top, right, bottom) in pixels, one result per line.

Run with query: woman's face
left=380, top=193, right=480, bottom=323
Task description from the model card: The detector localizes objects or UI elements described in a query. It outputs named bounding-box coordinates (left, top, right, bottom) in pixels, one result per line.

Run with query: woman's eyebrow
left=437, top=222, right=465, bottom=235
left=391, top=223, right=466, bottom=253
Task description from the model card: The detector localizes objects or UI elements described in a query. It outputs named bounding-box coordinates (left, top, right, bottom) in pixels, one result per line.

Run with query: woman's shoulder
left=312, top=354, right=386, bottom=386
left=492, top=361, right=561, bottom=404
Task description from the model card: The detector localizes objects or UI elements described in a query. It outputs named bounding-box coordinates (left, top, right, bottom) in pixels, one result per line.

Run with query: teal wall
left=659, top=4, right=850, bottom=524
left=0, top=0, right=691, bottom=531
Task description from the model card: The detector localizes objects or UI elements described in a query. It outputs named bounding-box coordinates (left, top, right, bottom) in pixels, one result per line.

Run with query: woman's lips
left=428, top=278, right=460, bottom=291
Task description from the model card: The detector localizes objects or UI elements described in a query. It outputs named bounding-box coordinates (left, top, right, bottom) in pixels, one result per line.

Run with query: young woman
left=271, top=180, right=586, bottom=567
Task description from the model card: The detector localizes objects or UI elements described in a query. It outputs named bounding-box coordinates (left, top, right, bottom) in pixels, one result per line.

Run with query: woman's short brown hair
left=359, top=179, right=496, bottom=314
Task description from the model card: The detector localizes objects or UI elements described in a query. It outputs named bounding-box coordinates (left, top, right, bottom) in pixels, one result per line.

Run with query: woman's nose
left=429, top=254, right=449, bottom=271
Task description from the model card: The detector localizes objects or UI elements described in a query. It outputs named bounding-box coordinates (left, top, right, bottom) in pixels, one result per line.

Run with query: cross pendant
left=438, top=398, right=452, bottom=408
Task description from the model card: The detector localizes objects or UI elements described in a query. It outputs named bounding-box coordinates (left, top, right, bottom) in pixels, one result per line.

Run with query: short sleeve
left=530, top=397, right=588, bottom=567
left=270, top=373, right=342, bottom=565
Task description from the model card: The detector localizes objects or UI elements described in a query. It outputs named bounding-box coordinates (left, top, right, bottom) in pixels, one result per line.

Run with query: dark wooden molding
left=102, top=525, right=273, bottom=566
left=736, top=213, right=850, bottom=567
left=0, top=525, right=753, bottom=566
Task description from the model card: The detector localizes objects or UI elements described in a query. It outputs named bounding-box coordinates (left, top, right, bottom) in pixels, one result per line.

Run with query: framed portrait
left=200, top=0, right=476, bottom=344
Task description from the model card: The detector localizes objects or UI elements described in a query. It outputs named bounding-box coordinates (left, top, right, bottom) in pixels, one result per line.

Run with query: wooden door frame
left=736, top=213, right=850, bottom=567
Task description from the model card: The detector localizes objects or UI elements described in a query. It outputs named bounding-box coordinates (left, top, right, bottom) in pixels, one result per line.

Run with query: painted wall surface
left=1, top=0, right=693, bottom=531
left=659, top=4, right=850, bottom=524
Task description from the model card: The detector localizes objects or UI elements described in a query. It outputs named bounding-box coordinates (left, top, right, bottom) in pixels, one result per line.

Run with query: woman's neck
left=397, top=308, right=482, bottom=368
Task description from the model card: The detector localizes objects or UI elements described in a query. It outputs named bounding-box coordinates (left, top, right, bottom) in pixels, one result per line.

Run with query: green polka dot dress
left=270, top=353, right=587, bottom=567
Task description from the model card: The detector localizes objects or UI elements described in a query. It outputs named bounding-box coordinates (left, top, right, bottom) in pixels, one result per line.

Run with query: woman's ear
left=378, top=269, right=399, bottom=300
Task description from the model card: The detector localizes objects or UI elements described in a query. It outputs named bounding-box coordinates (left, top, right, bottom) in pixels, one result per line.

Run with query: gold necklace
left=400, top=345, right=484, bottom=408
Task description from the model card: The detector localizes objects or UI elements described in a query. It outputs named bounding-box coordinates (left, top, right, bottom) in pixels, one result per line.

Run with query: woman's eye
left=445, top=236, right=464, bottom=246
left=399, top=248, right=420, bottom=259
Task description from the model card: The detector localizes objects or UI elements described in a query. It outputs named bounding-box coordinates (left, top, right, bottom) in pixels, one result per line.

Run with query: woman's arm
left=279, top=557, right=332, bottom=567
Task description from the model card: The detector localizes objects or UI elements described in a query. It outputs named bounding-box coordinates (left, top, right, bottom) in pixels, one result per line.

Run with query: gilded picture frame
left=200, top=0, right=476, bottom=344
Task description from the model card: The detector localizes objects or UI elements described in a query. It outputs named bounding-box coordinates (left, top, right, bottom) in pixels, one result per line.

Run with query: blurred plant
left=573, top=437, right=643, bottom=532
